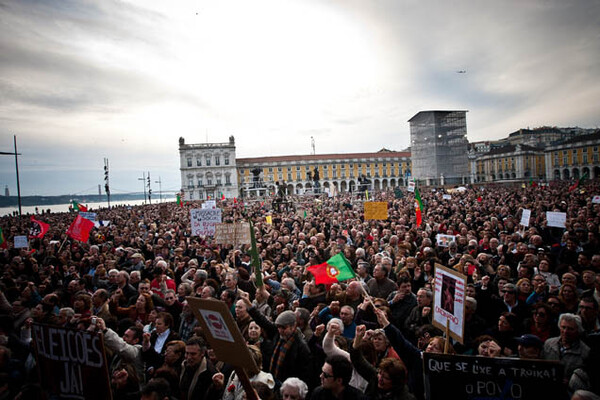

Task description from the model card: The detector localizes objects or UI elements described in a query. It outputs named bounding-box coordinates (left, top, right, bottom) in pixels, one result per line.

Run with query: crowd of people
left=1, top=179, right=599, bottom=400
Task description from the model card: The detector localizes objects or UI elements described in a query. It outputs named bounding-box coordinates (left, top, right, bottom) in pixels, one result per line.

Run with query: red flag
left=29, top=216, right=50, bottom=239
left=67, top=215, right=95, bottom=242
left=477, top=196, right=482, bottom=202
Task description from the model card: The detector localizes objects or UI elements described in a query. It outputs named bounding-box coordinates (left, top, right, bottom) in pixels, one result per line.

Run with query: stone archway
left=563, top=169, right=570, bottom=179
left=349, top=180, right=356, bottom=192
left=296, top=183, right=304, bottom=194
left=594, top=166, right=600, bottom=179
left=340, top=181, right=348, bottom=192
left=573, top=168, right=580, bottom=179
left=554, top=169, right=560, bottom=180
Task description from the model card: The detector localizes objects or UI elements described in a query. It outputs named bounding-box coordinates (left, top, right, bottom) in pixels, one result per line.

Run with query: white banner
left=14, top=235, right=28, bottom=248
left=546, top=211, right=566, bottom=228
left=520, top=209, right=531, bottom=227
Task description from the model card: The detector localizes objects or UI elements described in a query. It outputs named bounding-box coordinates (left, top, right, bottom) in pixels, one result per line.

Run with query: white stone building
left=178, top=136, right=238, bottom=200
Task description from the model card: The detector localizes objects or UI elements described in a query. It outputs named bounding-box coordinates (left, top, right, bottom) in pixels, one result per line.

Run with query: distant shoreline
left=0, top=193, right=176, bottom=207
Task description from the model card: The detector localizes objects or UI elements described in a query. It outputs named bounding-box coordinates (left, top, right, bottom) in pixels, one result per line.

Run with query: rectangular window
left=187, top=158, right=192, bottom=167
left=225, top=175, right=231, bottom=184
left=224, top=155, right=230, bottom=165
left=216, top=178, right=222, bottom=185
left=198, top=178, right=203, bottom=187
left=296, top=172, right=301, bottom=180
left=288, top=173, right=292, bottom=181
left=196, top=158, right=201, bottom=167
left=205, top=155, right=211, bottom=166
left=207, top=177, right=212, bottom=185
left=215, top=155, right=220, bottom=166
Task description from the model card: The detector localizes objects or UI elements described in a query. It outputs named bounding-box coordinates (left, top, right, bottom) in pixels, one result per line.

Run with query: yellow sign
left=364, top=202, right=388, bottom=220
left=265, top=215, right=272, bottom=225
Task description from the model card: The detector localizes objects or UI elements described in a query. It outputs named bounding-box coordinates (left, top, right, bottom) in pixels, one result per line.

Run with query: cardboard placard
left=364, top=202, right=388, bottom=220
left=592, top=195, right=600, bottom=204
left=32, top=323, right=112, bottom=400
left=186, top=298, right=259, bottom=376
left=408, top=181, right=415, bottom=193
left=423, top=353, right=564, bottom=400
left=433, top=265, right=466, bottom=344
left=190, top=208, right=222, bottom=236
left=214, top=222, right=251, bottom=245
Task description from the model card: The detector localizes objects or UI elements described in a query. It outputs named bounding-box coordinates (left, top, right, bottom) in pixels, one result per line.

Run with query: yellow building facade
left=236, top=150, right=411, bottom=196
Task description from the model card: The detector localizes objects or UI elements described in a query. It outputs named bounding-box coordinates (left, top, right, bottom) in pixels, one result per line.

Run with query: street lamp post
left=0, top=135, right=22, bottom=216
left=138, top=172, right=147, bottom=204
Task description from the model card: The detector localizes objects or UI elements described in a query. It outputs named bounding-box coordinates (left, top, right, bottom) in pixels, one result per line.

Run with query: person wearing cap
left=516, top=333, right=544, bottom=359
left=129, top=252, right=145, bottom=272
left=241, top=292, right=312, bottom=387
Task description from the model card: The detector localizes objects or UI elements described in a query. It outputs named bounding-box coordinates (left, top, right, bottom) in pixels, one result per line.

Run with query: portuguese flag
left=414, top=187, right=423, bottom=226
left=307, top=253, right=355, bottom=285
left=176, top=194, right=183, bottom=207
left=71, top=201, right=88, bottom=212
left=0, top=227, right=6, bottom=249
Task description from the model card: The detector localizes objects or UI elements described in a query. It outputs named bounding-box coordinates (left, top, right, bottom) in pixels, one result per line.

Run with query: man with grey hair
left=544, top=313, right=591, bottom=382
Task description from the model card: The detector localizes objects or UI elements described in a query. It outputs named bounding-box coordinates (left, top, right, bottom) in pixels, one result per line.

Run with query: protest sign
left=520, top=209, right=531, bottom=227
left=364, top=202, right=388, bottom=220
left=32, top=323, right=112, bottom=400
left=442, top=194, right=452, bottom=200
left=79, top=212, right=97, bottom=222
left=435, top=234, right=455, bottom=247
left=433, top=265, right=466, bottom=343
left=202, top=200, right=217, bottom=209
left=214, top=222, right=251, bottom=245
left=14, top=235, right=28, bottom=248
left=423, top=353, right=565, bottom=400
left=546, top=211, right=566, bottom=228
left=592, top=195, right=600, bottom=204
left=190, top=208, right=222, bottom=236
left=187, top=297, right=259, bottom=375
left=408, top=181, right=415, bottom=192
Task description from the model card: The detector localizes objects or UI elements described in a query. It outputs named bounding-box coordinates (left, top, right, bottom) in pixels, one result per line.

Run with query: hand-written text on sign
left=364, top=202, right=388, bottom=220
left=423, top=353, right=564, bottom=400
left=190, top=208, right=222, bottom=236
left=32, top=323, right=111, bottom=400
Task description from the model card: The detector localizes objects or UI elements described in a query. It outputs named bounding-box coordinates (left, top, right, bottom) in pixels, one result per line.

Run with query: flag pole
left=357, top=280, right=377, bottom=310
left=444, top=319, right=450, bottom=354
left=56, top=236, right=69, bottom=254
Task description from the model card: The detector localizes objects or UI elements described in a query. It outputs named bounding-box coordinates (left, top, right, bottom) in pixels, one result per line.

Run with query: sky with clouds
left=1, top=0, right=599, bottom=196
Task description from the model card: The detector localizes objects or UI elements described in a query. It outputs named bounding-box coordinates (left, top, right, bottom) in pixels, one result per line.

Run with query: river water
left=0, top=199, right=160, bottom=217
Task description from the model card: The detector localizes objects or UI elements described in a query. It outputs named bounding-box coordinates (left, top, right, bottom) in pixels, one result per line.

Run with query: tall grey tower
left=408, top=111, right=469, bottom=186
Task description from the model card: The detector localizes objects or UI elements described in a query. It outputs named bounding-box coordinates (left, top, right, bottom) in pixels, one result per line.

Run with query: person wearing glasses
left=577, top=296, right=600, bottom=336
left=309, top=355, right=367, bottom=400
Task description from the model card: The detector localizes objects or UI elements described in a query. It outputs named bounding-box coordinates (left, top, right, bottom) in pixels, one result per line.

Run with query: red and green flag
left=71, top=201, right=88, bottom=212
left=568, top=172, right=588, bottom=193
left=249, top=220, right=263, bottom=287
left=307, top=253, right=355, bottom=285
left=176, top=194, right=183, bottom=207
left=0, top=227, right=6, bottom=249
left=414, top=187, right=423, bottom=226
left=529, top=177, right=537, bottom=187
